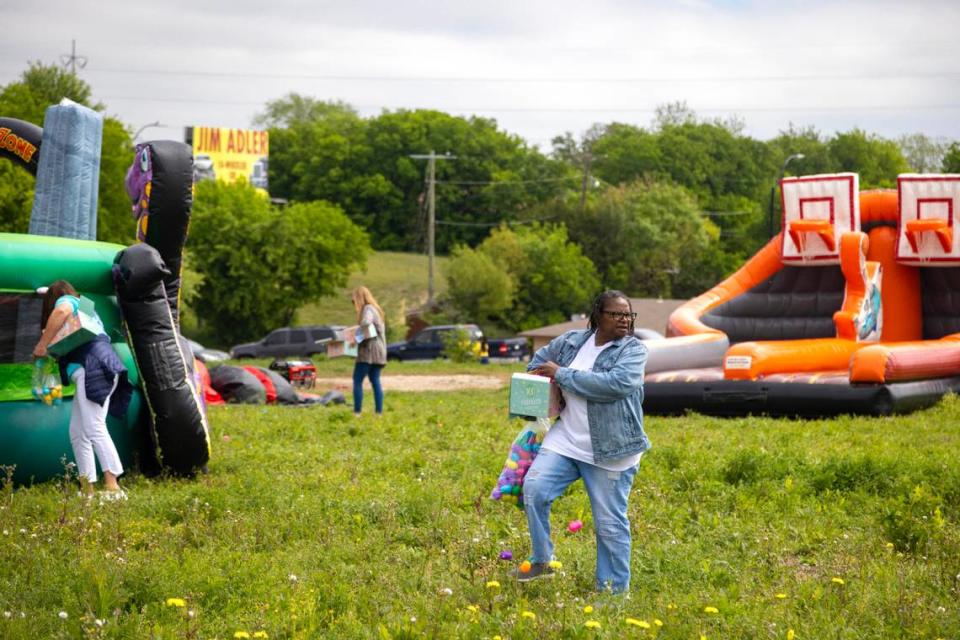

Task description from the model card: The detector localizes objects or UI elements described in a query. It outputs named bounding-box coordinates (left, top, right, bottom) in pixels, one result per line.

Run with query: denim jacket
left=528, top=329, right=650, bottom=463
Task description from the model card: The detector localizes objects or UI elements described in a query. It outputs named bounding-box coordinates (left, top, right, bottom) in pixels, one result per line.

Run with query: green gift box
left=47, top=296, right=104, bottom=357
left=509, top=373, right=562, bottom=419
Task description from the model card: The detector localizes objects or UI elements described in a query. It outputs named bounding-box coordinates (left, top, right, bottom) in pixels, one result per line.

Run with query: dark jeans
left=352, top=362, right=384, bottom=413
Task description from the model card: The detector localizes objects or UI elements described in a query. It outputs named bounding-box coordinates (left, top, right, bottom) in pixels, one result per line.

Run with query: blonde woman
left=350, top=286, right=387, bottom=415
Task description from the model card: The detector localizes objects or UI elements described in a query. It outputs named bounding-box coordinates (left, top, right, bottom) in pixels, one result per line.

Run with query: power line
left=436, top=176, right=580, bottom=185
left=98, top=96, right=960, bottom=112
left=436, top=215, right=559, bottom=227
left=86, top=66, right=960, bottom=84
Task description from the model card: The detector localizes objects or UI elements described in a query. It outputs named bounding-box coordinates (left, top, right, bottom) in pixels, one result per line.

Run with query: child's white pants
left=69, top=369, right=123, bottom=483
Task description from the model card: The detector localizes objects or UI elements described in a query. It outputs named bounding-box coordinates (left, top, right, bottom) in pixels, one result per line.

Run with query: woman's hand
left=531, top=361, right=560, bottom=379
left=33, top=342, right=47, bottom=358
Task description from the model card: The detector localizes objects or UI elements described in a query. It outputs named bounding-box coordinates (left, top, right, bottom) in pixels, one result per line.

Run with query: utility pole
left=409, top=151, right=455, bottom=304
left=60, top=40, right=88, bottom=75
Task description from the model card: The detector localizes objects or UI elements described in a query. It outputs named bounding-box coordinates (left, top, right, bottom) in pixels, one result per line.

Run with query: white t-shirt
left=542, top=336, right=642, bottom=472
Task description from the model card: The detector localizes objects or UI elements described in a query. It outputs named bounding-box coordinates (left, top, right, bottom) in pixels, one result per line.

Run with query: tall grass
left=296, top=251, right=449, bottom=339
left=2, top=387, right=960, bottom=638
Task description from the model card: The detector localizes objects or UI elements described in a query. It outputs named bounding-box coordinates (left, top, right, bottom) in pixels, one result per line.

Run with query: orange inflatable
left=644, top=176, right=960, bottom=416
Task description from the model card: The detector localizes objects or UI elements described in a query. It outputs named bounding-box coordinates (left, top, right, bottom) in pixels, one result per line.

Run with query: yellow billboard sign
left=189, top=126, right=269, bottom=188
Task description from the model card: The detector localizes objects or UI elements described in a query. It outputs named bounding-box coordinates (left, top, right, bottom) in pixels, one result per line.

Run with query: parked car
left=230, top=325, right=344, bottom=359
left=184, top=338, right=230, bottom=364
left=193, top=154, right=215, bottom=182
left=386, top=324, right=530, bottom=362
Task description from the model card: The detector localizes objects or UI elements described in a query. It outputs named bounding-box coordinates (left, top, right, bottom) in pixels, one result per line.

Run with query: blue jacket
left=528, top=329, right=650, bottom=463
left=59, top=335, right=132, bottom=419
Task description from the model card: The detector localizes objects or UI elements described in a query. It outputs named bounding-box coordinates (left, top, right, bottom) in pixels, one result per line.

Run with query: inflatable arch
left=643, top=173, right=960, bottom=417
left=0, top=106, right=209, bottom=484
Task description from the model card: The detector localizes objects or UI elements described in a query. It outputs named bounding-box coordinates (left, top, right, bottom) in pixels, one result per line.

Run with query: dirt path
left=315, top=374, right=506, bottom=392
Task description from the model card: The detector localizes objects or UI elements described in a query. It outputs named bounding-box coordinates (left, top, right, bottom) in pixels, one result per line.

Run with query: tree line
left=1, top=64, right=959, bottom=340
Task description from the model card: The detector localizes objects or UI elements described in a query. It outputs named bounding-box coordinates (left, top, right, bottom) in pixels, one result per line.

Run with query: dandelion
left=521, top=611, right=537, bottom=620
left=234, top=632, right=250, bottom=639
left=548, top=560, right=563, bottom=570
left=787, top=629, right=795, bottom=640
left=58, top=611, right=68, bottom=619
left=467, top=605, right=480, bottom=614
left=494, top=636, right=502, bottom=640
left=775, top=593, right=788, bottom=599
left=625, top=618, right=650, bottom=628
left=667, top=603, right=677, bottom=610
left=253, top=633, right=269, bottom=639
left=831, top=577, right=845, bottom=585
left=165, top=598, right=187, bottom=608
left=885, top=542, right=894, bottom=549
left=704, top=606, right=719, bottom=614
left=654, top=619, right=663, bottom=627
left=585, top=620, right=601, bottom=629
left=486, top=581, right=501, bottom=589
left=583, top=605, right=594, bottom=614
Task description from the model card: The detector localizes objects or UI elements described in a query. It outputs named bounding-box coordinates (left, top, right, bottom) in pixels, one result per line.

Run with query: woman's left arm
left=32, top=304, right=72, bottom=358
left=554, top=341, right=647, bottom=403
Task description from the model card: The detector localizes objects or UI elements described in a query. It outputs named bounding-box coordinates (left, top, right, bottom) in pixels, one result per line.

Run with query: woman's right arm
left=33, top=304, right=72, bottom=357
left=527, top=334, right=563, bottom=372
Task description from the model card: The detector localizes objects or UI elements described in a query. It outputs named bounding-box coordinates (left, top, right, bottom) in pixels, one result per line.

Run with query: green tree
left=0, top=62, right=133, bottom=243
left=441, top=246, right=515, bottom=323
left=943, top=142, right=960, bottom=173
left=555, top=180, right=719, bottom=298
left=189, top=180, right=369, bottom=344
left=475, top=224, right=599, bottom=330
left=897, top=133, right=948, bottom=173
left=253, top=94, right=357, bottom=129
left=827, top=129, right=910, bottom=188
left=264, top=102, right=573, bottom=252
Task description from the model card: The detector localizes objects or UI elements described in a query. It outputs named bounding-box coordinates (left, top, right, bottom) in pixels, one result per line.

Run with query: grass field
left=296, top=251, right=449, bottom=340
left=2, top=380, right=960, bottom=639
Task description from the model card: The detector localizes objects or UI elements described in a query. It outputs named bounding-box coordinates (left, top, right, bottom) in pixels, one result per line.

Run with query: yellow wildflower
left=667, top=603, right=677, bottom=610
left=583, top=605, right=594, bottom=614
left=704, top=606, right=719, bottom=614
left=885, top=542, right=894, bottom=549
left=253, top=633, right=269, bottom=639
left=165, top=598, right=186, bottom=608
left=486, top=581, right=501, bottom=589
left=654, top=619, right=663, bottom=627
left=831, top=577, right=845, bottom=585
left=521, top=611, right=536, bottom=620
left=467, top=605, right=480, bottom=614
left=234, top=633, right=251, bottom=639
left=585, top=620, right=601, bottom=629
left=787, top=629, right=795, bottom=640
left=775, top=593, right=788, bottom=599
left=493, top=636, right=502, bottom=640
left=548, top=560, right=563, bottom=570
left=625, top=618, right=651, bottom=628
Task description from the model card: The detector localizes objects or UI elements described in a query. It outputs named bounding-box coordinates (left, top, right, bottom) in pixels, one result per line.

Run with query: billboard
left=186, top=126, right=269, bottom=190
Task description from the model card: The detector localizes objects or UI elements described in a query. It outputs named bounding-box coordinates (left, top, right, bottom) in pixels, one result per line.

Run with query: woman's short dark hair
left=588, top=289, right=634, bottom=334
left=41, top=279, right=78, bottom=330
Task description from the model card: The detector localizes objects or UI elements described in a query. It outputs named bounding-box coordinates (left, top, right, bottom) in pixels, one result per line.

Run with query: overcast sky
left=2, top=0, right=958, bottom=149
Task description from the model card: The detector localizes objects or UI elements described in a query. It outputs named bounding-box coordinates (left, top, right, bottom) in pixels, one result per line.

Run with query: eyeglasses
left=602, top=311, right=637, bottom=321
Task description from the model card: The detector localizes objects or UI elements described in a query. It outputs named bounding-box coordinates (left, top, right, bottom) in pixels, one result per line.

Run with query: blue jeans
left=352, top=362, right=384, bottom=413
left=523, top=449, right=639, bottom=592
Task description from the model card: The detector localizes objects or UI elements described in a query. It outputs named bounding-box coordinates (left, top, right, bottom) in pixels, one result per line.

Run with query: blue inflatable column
left=29, top=99, right=102, bottom=240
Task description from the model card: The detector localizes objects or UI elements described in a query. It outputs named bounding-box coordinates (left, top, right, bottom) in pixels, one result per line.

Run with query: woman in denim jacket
left=514, top=290, right=649, bottom=593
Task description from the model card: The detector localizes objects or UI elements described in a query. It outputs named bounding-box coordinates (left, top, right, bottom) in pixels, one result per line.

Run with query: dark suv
left=230, top=325, right=343, bottom=359
left=387, top=324, right=483, bottom=361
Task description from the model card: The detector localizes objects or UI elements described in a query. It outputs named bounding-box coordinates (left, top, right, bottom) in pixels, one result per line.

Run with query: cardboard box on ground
left=47, top=297, right=104, bottom=357
left=509, top=373, right=563, bottom=419
left=325, top=324, right=378, bottom=359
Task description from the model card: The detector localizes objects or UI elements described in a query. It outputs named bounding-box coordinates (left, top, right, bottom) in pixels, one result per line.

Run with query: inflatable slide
left=643, top=172, right=960, bottom=417
left=0, top=108, right=209, bottom=485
